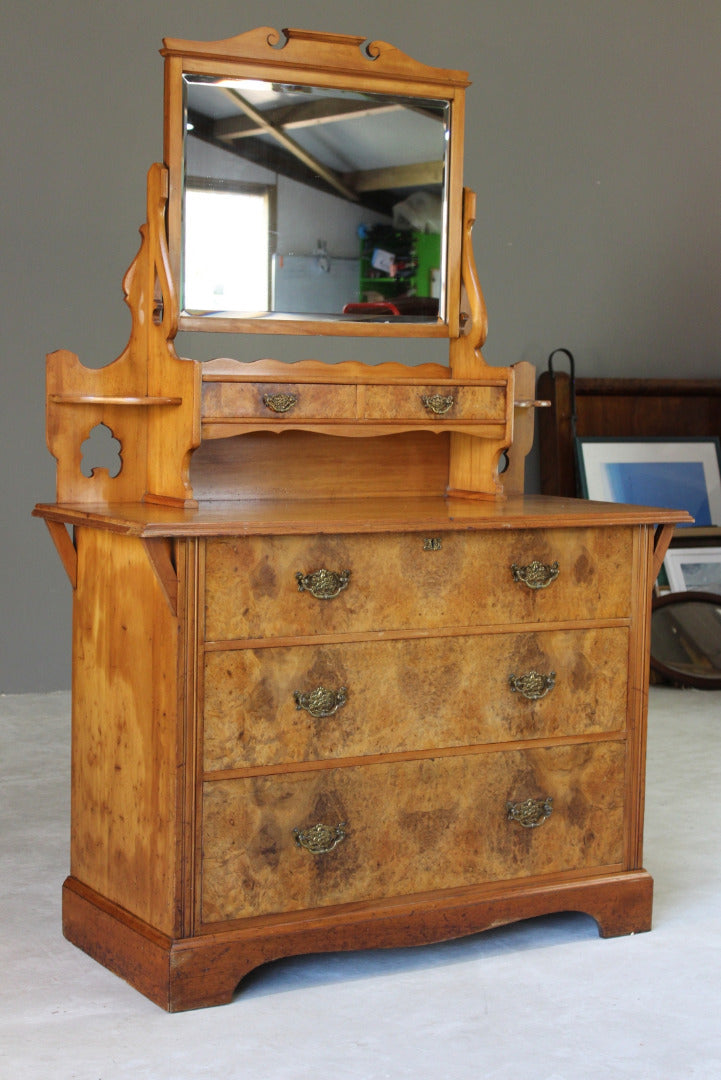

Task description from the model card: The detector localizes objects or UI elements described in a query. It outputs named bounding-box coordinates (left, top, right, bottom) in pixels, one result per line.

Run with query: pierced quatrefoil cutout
left=80, top=423, right=122, bottom=479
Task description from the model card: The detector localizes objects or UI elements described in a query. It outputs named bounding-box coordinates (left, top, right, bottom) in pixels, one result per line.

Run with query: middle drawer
left=203, top=627, right=629, bottom=771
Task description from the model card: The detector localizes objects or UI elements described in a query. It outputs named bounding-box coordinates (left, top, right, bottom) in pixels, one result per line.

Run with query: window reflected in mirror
left=184, top=181, right=272, bottom=312
left=181, top=76, right=450, bottom=323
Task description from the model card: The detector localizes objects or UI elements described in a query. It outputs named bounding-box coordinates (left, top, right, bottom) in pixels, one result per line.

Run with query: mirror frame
left=162, top=27, right=469, bottom=338
left=650, top=590, right=721, bottom=690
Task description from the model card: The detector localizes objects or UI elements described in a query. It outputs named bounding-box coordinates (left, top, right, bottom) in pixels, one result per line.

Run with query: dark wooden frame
left=537, top=367, right=721, bottom=500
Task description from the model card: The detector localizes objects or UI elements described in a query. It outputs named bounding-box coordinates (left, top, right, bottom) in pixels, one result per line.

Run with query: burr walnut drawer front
left=202, top=381, right=356, bottom=420
left=362, top=383, right=506, bottom=421
left=204, top=527, right=634, bottom=642
left=203, top=626, right=629, bottom=771
left=200, top=741, right=626, bottom=924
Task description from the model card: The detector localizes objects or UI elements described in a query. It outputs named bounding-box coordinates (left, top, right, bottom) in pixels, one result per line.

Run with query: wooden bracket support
left=45, top=520, right=77, bottom=588
left=141, top=538, right=178, bottom=616
left=652, top=523, right=676, bottom=582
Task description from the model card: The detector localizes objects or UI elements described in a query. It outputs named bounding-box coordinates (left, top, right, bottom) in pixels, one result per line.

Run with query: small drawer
left=202, top=381, right=356, bottom=420
left=363, top=383, right=506, bottom=421
left=200, top=741, right=626, bottom=924
left=203, top=626, right=629, bottom=770
left=203, top=527, right=634, bottom=642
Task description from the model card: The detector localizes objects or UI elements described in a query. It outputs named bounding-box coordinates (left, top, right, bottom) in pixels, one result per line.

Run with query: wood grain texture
left=201, top=357, right=452, bottom=382
left=45, top=165, right=199, bottom=508
left=33, top=494, right=690, bottom=537
left=44, top=519, right=77, bottom=587
left=363, top=383, right=505, bottom=421
left=70, top=528, right=183, bottom=934
left=191, top=432, right=451, bottom=502
left=62, top=869, right=653, bottom=1011
left=200, top=741, right=626, bottom=923
left=203, top=627, right=629, bottom=771
left=202, top=382, right=357, bottom=420
left=203, top=527, right=635, bottom=641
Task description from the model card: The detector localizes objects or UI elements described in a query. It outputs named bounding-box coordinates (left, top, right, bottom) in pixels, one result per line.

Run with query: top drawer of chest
left=203, top=527, right=634, bottom=642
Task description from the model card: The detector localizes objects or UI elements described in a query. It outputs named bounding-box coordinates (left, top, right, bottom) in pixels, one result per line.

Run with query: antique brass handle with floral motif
left=511, top=560, right=559, bottom=590
left=294, top=685, right=348, bottom=718
left=263, top=392, right=297, bottom=413
left=421, top=393, right=455, bottom=415
left=507, top=796, right=553, bottom=828
left=296, top=568, right=351, bottom=599
left=293, top=822, right=347, bottom=854
left=509, top=670, right=556, bottom=700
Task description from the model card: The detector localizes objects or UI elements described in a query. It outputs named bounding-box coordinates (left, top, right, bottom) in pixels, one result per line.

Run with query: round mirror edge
left=650, top=589, right=721, bottom=690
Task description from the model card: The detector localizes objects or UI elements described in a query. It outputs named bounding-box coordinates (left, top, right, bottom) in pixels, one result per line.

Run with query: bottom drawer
left=200, top=741, right=626, bottom=924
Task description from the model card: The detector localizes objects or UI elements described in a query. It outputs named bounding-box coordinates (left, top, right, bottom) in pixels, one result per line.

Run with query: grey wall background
left=2, top=0, right=719, bottom=692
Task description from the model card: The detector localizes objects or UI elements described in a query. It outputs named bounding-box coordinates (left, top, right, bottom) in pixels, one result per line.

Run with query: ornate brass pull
left=296, top=568, right=351, bottom=599
left=509, top=670, right=556, bottom=700
left=293, top=822, right=347, bottom=854
left=263, top=392, right=297, bottom=413
left=294, top=685, right=348, bottom=718
left=511, top=560, right=559, bottom=590
left=421, top=393, right=455, bottom=415
left=507, top=797, right=553, bottom=828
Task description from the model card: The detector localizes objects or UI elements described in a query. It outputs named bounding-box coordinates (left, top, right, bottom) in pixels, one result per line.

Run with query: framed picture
left=664, top=547, right=721, bottom=593
left=575, top=437, right=721, bottom=527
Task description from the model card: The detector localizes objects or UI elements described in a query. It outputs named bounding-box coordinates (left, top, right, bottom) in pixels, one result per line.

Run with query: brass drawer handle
left=296, top=568, right=351, bottom=599
left=294, top=685, right=348, bottom=718
left=509, top=670, right=556, bottom=700
left=507, top=796, right=553, bottom=828
left=421, top=393, right=455, bottom=415
left=511, top=560, right=559, bottom=590
left=263, top=392, right=297, bottom=413
left=293, top=822, right=347, bottom=855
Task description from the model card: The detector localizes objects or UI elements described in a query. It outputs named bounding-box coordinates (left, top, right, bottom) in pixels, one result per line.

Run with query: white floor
left=2, top=687, right=720, bottom=1080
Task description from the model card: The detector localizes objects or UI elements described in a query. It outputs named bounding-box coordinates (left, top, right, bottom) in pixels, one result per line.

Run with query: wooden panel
left=190, top=431, right=451, bottom=502
left=363, top=384, right=506, bottom=421
left=45, top=166, right=200, bottom=508
left=203, top=627, right=629, bottom=770
left=70, top=529, right=183, bottom=934
left=200, top=741, right=626, bottom=923
left=204, top=527, right=635, bottom=641
left=537, top=372, right=721, bottom=499
left=34, top=493, right=691, bottom=537
left=202, top=382, right=356, bottom=420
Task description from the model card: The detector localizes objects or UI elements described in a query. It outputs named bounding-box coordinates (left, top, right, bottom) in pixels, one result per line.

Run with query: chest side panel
left=70, top=529, right=184, bottom=935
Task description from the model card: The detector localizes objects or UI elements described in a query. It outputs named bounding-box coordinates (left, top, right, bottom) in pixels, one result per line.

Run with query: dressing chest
left=34, top=27, right=687, bottom=1010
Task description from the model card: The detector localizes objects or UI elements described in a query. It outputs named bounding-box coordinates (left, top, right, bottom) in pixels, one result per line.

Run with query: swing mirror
left=162, top=28, right=469, bottom=336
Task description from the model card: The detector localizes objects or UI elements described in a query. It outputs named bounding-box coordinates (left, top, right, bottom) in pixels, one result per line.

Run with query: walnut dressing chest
left=34, top=28, right=687, bottom=1010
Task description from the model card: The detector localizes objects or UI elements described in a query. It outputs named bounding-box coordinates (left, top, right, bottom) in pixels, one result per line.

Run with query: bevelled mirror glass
left=182, top=77, right=449, bottom=325
left=163, top=28, right=469, bottom=337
